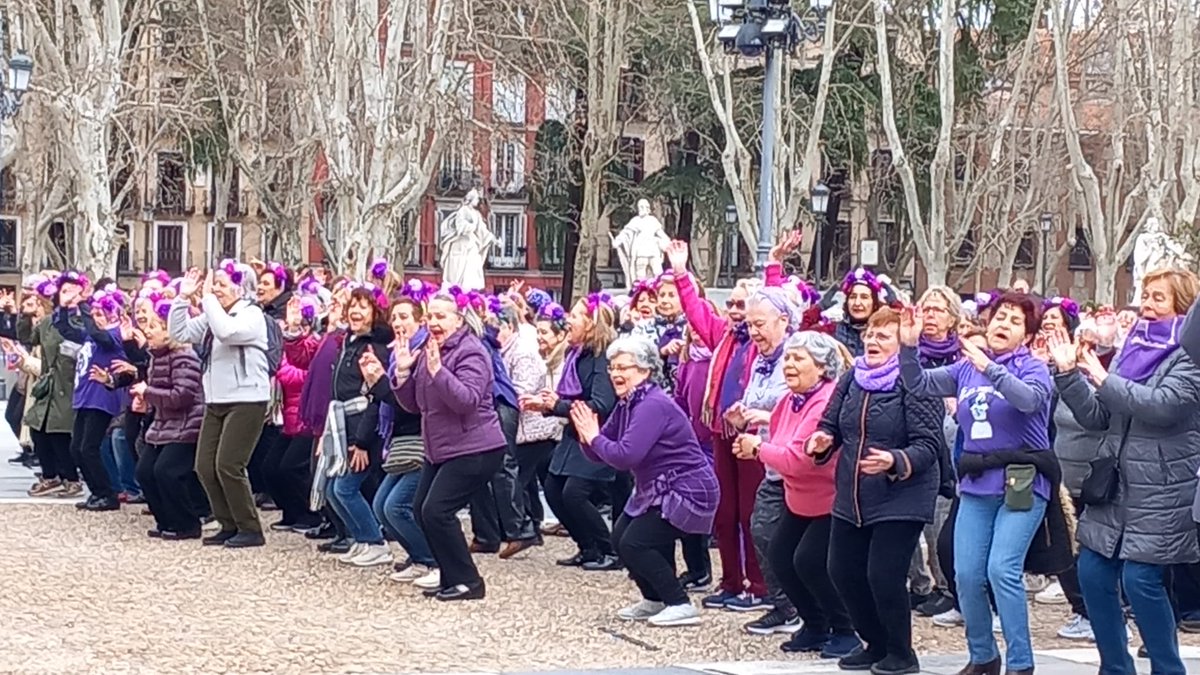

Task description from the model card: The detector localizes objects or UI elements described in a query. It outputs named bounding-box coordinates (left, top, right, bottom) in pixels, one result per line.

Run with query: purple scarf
left=918, top=332, right=960, bottom=366
left=853, top=354, right=900, bottom=392
left=377, top=327, right=429, bottom=442
left=299, top=331, right=344, bottom=433
left=557, top=345, right=584, bottom=397
left=1115, top=317, right=1183, bottom=383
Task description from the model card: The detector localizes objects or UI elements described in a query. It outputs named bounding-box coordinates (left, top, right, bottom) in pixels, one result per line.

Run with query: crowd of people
left=6, top=235, right=1200, bottom=675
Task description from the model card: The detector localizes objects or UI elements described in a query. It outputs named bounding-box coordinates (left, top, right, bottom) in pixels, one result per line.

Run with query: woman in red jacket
left=133, top=300, right=209, bottom=540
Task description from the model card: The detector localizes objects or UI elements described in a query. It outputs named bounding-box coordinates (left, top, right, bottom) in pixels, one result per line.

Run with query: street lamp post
left=810, top=181, right=829, bottom=284
left=724, top=203, right=738, bottom=282
left=714, top=0, right=831, bottom=271
left=0, top=51, right=32, bottom=120
left=1039, top=212, right=1053, bottom=295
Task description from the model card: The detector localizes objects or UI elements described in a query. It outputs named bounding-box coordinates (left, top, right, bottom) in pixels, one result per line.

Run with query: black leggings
left=136, top=443, right=208, bottom=533
left=415, top=448, right=506, bottom=589
left=544, top=473, right=613, bottom=556
left=5, top=389, right=24, bottom=438
left=30, top=430, right=76, bottom=482
left=614, top=509, right=689, bottom=606
left=71, top=409, right=115, bottom=500
left=264, top=433, right=319, bottom=526
left=829, top=518, right=924, bottom=662
left=768, top=512, right=852, bottom=635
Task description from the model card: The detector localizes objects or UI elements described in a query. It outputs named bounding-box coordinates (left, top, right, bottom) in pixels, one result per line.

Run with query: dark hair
left=990, top=291, right=1042, bottom=336
left=392, top=296, right=425, bottom=321
left=95, top=277, right=115, bottom=290
left=345, top=287, right=388, bottom=331
left=1042, top=304, right=1080, bottom=334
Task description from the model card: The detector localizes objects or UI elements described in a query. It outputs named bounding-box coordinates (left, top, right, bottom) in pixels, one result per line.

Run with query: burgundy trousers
left=713, top=434, right=767, bottom=596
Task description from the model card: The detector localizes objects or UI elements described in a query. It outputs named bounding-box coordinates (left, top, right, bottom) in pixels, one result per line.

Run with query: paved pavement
left=0, top=421, right=49, bottom=503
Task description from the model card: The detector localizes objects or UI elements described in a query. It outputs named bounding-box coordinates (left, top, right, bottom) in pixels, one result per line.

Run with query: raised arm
left=676, top=273, right=728, bottom=350
left=899, top=346, right=960, bottom=398
left=1093, top=354, right=1200, bottom=428
left=1054, top=369, right=1111, bottom=431
left=202, top=297, right=265, bottom=346
left=982, top=359, right=1051, bottom=414
left=168, top=298, right=209, bottom=345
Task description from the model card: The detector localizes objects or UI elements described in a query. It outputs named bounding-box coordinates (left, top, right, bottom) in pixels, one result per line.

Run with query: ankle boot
left=955, top=658, right=1001, bottom=675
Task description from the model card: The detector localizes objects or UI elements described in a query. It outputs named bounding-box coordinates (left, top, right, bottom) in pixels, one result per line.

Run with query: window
left=48, top=221, right=74, bottom=266
left=1014, top=231, right=1036, bottom=269
left=440, top=60, right=474, bottom=116
left=492, top=71, right=526, bottom=125
left=0, top=217, right=17, bottom=270
left=154, top=222, right=187, bottom=275
left=492, top=136, right=525, bottom=194
left=208, top=222, right=242, bottom=265
left=536, top=220, right=564, bottom=270
left=116, top=222, right=133, bottom=273
left=156, top=152, right=188, bottom=213
left=617, top=137, right=645, bottom=184
left=954, top=152, right=967, bottom=185
left=1069, top=225, right=1093, bottom=270
left=0, top=166, right=14, bottom=211
left=954, top=228, right=977, bottom=265
left=438, top=141, right=474, bottom=192
left=317, top=190, right=339, bottom=259
left=1014, top=156, right=1030, bottom=191
left=488, top=209, right=527, bottom=269
left=722, top=230, right=741, bottom=275
left=544, top=80, right=575, bottom=123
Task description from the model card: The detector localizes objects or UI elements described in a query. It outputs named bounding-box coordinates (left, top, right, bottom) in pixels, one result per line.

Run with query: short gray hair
left=919, top=285, right=962, bottom=322
left=748, top=287, right=799, bottom=330
left=606, top=335, right=663, bottom=383
left=430, top=291, right=484, bottom=337
left=784, top=331, right=849, bottom=381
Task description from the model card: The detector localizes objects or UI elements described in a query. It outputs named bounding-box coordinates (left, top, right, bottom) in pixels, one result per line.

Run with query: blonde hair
left=575, top=299, right=617, bottom=356
left=1141, top=267, right=1199, bottom=314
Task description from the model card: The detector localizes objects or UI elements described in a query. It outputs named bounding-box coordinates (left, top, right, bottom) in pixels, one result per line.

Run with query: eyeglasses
left=726, top=299, right=746, bottom=310
left=921, top=306, right=949, bottom=316
left=607, top=363, right=648, bottom=375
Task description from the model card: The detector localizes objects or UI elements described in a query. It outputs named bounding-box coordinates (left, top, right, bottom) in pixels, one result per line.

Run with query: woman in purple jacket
left=571, top=335, right=718, bottom=628
left=133, top=300, right=208, bottom=539
left=392, top=290, right=506, bottom=601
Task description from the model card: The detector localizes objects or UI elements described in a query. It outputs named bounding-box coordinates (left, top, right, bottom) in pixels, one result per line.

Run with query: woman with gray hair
left=568, top=335, right=718, bottom=627
left=168, top=261, right=271, bottom=548
left=735, top=331, right=858, bottom=656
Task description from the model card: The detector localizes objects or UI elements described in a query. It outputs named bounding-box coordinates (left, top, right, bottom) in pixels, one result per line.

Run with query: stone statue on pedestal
left=1132, top=217, right=1190, bottom=302
left=439, top=189, right=497, bottom=292
left=611, top=199, right=669, bottom=286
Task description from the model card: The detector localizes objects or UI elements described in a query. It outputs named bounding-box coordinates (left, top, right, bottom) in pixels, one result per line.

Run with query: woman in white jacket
left=168, top=262, right=270, bottom=549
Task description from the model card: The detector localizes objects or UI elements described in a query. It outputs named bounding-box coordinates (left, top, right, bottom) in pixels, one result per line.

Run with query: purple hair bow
left=220, top=258, right=244, bottom=285
left=370, top=258, right=389, bottom=281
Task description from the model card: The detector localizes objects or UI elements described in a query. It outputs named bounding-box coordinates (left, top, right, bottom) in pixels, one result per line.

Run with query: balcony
left=435, top=169, right=481, bottom=197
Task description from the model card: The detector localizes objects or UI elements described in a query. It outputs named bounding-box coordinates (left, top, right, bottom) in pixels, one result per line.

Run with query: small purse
left=381, top=437, right=423, bottom=476
left=1080, top=456, right=1120, bottom=506
left=1004, top=464, right=1037, bottom=511
left=30, top=375, right=52, bottom=401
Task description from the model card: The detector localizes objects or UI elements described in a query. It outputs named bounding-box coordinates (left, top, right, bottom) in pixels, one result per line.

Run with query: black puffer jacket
left=332, top=323, right=394, bottom=456
left=816, top=370, right=944, bottom=527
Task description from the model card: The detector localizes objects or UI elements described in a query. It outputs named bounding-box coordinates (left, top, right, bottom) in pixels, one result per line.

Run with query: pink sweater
left=756, top=378, right=837, bottom=517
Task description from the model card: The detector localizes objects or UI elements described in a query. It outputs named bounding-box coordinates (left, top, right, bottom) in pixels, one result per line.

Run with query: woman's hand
left=129, top=381, right=147, bottom=397
left=899, top=306, right=921, bottom=347
left=661, top=338, right=685, bottom=357
left=805, top=430, right=834, bottom=456
left=959, top=336, right=991, bottom=373
left=1047, top=329, right=1077, bottom=371
left=285, top=296, right=302, bottom=330
left=519, top=394, right=546, bottom=413
left=349, top=446, right=369, bottom=472
left=88, top=364, right=111, bottom=384
left=858, top=448, right=895, bottom=475
left=666, top=240, right=689, bottom=275
left=1078, top=346, right=1108, bottom=386
left=393, top=340, right=417, bottom=373
left=359, top=351, right=384, bottom=387
left=110, top=360, right=138, bottom=376
left=538, top=387, right=559, bottom=412
left=569, top=400, right=600, bottom=444
left=768, top=229, right=802, bottom=264
left=425, top=337, right=442, bottom=376
left=178, top=268, right=202, bottom=299
left=733, top=433, right=761, bottom=460
left=743, top=409, right=771, bottom=428
left=723, top=403, right=748, bottom=429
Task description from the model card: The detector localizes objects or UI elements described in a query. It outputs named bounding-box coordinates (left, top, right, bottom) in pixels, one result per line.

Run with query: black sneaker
left=82, top=496, right=120, bottom=512
left=269, top=521, right=296, bottom=532
left=161, top=529, right=203, bottom=541
left=318, top=537, right=352, bottom=554
left=837, top=646, right=880, bottom=671
left=908, top=591, right=931, bottom=610
left=581, top=555, right=623, bottom=571
left=225, top=532, right=266, bottom=548
left=743, top=608, right=801, bottom=635
left=915, top=592, right=955, bottom=617
left=780, top=626, right=829, bottom=653
left=305, top=522, right=337, bottom=540
left=679, top=571, right=713, bottom=593
left=202, top=530, right=238, bottom=546
left=869, top=654, right=919, bottom=675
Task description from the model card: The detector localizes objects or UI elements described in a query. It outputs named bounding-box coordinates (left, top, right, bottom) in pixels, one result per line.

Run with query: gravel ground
left=1, top=505, right=1195, bottom=674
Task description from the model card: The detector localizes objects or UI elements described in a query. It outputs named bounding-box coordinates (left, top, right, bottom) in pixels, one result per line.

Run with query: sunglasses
left=726, top=299, right=746, bottom=310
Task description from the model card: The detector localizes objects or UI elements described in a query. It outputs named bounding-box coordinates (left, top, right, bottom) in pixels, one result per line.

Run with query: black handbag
left=1079, top=456, right=1119, bottom=506
left=30, top=374, right=52, bottom=401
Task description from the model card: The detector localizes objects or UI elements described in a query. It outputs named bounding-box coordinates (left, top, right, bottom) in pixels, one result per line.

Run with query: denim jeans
left=327, top=470, right=384, bottom=545
left=1078, top=546, right=1184, bottom=675
left=102, top=428, right=141, bottom=498
left=372, top=470, right=436, bottom=567
left=954, top=492, right=1046, bottom=670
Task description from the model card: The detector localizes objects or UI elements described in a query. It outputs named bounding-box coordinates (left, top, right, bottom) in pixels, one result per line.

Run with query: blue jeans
left=327, top=470, right=384, bottom=544
left=954, top=492, right=1047, bottom=670
left=372, top=470, right=436, bottom=567
left=1078, top=546, right=1184, bottom=675
left=102, top=429, right=140, bottom=498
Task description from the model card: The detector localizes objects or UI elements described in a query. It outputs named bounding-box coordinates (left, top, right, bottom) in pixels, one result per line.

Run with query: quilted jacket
left=1055, top=350, right=1200, bottom=565
left=142, top=346, right=206, bottom=445
left=816, top=371, right=944, bottom=527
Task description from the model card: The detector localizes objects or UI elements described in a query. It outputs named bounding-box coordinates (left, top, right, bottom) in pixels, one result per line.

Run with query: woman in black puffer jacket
left=807, top=307, right=943, bottom=675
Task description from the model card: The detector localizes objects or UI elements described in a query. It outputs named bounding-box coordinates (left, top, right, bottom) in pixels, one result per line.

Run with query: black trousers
left=415, top=448, right=505, bottom=589
left=829, top=518, right=924, bottom=662
left=682, top=534, right=712, bottom=577
left=248, top=423, right=279, bottom=494
left=30, top=430, right=76, bottom=482
left=544, top=472, right=613, bottom=556
left=469, top=403, right=532, bottom=545
left=264, top=433, right=319, bottom=526
left=614, top=509, right=689, bottom=606
left=515, top=439, right=555, bottom=532
left=71, top=409, right=115, bottom=500
left=611, top=471, right=633, bottom=520
left=5, top=388, right=24, bottom=438
left=137, top=442, right=208, bottom=533
left=769, top=512, right=852, bottom=635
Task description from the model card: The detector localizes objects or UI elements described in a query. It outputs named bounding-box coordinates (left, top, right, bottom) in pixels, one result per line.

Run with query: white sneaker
left=390, top=564, right=431, bottom=583
left=1024, top=573, right=1050, bottom=594
left=617, top=599, right=666, bottom=621
left=1056, top=614, right=1095, bottom=641
left=413, top=569, right=442, bottom=589
left=337, top=543, right=367, bottom=564
left=932, top=608, right=964, bottom=627
left=647, top=603, right=701, bottom=627
left=992, top=614, right=1002, bottom=634
left=1035, top=581, right=1067, bottom=605
left=349, top=543, right=393, bottom=567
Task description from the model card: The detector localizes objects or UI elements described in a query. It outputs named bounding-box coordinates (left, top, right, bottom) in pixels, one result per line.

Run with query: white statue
left=1132, top=216, right=1190, bottom=301
left=439, top=189, right=498, bottom=292
left=611, top=199, right=670, bottom=285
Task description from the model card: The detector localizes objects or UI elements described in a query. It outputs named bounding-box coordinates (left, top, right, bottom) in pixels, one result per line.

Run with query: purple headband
left=976, top=289, right=1002, bottom=312
left=630, top=279, right=657, bottom=303
left=370, top=258, right=389, bottom=281
left=401, top=278, right=437, bottom=306
left=266, top=262, right=290, bottom=290
left=487, top=295, right=504, bottom=316
left=1044, top=296, right=1080, bottom=319
left=525, top=288, right=552, bottom=313
left=787, top=275, right=822, bottom=306
left=35, top=279, right=58, bottom=299
left=299, top=296, right=318, bottom=322
left=841, top=267, right=883, bottom=295
left=59, top=270, right=89, bottom=288
left=754, top=287, right=798, bottom=328
left=653, top=273, right=677, bottom=290
left=153, top=299, right=171, bottom=321
left=346, top=281, right=388, bottom=308
left=141, top=269, right=170, bottom=286
left=444, top=285, right=470, bottom=310
left=220, top=259, right=244, bottom=285
left=585, top=292, right=613, bottom=316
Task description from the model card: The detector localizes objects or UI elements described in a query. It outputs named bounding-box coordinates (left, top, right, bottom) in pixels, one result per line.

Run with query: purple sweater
left=900, top=345, right=1052, bottom=499
left=583, top=384, right=719, bottom=534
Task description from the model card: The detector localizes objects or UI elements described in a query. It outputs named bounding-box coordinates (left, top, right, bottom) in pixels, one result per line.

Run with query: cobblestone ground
left=1, top=504, right=1194, bottom=674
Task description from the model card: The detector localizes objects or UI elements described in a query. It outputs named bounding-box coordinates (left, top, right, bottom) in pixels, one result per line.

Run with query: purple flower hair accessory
left=370, top=258, right=389, bottom=281
left=525, top=288, right=552, bottom=312
left=142, top=269, right=170, bottom=286
left=976, top=289, right=1002, bottom=312
left=1044, top=296, right=1080, bottom=318
left=35, top=280, right=57, bottom=299
left=266, top=262, right=290, bottom=290
left=299, top=276, right=322, bottom=297
left=653, top=272, right=677, bottom=290
left=585, top=292, right=613, bottom=316
left=59, top=270, right=89, bottom=288
left=153, top=300, right=171, bottom=321
left=220, top=258, right=244, bottom=285
left=401, top=279, right=437, bottom=305
left=840, top=267, right=883, bottom=295
left=347, top=281, right=388, bottom=308
left=487, top=295, right=504, bottom=316
left=299, top=296, right=318, bottom=322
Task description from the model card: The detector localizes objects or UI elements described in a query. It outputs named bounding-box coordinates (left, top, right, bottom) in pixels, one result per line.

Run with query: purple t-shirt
left=73, top=328, right=128, bottom=416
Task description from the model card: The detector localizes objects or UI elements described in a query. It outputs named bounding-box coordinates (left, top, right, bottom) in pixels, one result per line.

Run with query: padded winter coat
left=143, top=346, right=206, bottom=445
left=1055, top=350, right=1200, bottom=565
